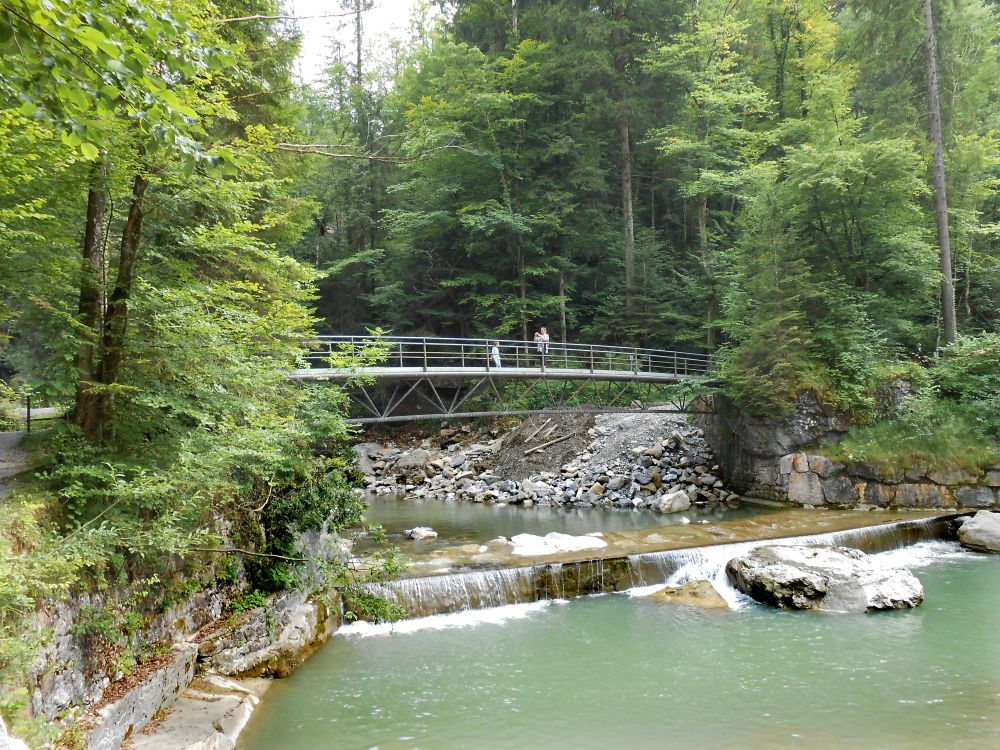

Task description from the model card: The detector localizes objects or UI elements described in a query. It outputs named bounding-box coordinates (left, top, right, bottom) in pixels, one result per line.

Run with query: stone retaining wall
left=27, top=587, right=230, bottom=722
left=700, top=392, right=852, bottom=500
left=780, top=452, right=1000, bottom=509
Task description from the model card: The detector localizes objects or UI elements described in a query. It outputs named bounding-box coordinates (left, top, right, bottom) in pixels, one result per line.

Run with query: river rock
left=725, top=545, right=923, bottom=612
left=958, top=511, right=1000, bottom=553
left=404, top=527, right=438, bottom=540
left=395, top=449, right=432, bottom=470
left=656, top=490, right=691, bottom=514
left=352, top=443, right=382, bottom=475
left=651, top=580, right=728, bottom=609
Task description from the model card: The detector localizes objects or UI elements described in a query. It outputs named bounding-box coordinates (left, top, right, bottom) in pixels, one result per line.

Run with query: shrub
left=932, top=332, right=1000, bottom=438
left=826, top=389, right=1000, bottom=473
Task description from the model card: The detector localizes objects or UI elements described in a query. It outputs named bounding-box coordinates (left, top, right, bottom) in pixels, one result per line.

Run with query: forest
left=1, top=0, right=999, bottom=742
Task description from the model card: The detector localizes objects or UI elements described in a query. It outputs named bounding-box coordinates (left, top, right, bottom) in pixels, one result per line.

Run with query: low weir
left=354, top=514, right=962, bottom=618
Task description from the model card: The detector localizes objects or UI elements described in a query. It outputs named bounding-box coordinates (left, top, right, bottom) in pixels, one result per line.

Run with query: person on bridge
left=491, top=341, right=502, bottom=369
left=534, top=327, right=550, bottom=367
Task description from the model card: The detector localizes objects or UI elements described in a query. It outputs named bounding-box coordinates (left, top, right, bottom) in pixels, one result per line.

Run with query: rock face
left=702, top=391, right=996, bottom=511
left=651, top=580, right=728, bottom=609
left=957, top=511, right=1000, bottom=553
left=701, top=392, right=852, bottom=500
left=0, top=717, right=29, bottom=750
left=199, top=591, right=339, bottom=679
left=725, top=545, right=924, bottom=612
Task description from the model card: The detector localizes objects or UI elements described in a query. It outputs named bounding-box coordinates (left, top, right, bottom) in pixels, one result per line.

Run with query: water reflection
left=354, top=492, right=774, bottom=553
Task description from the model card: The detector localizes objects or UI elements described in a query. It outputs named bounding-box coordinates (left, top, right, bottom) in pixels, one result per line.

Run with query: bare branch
left=190, top=546, right=309, bottom=563
left=276, top=143, right=414, bottom=163
left=218, top=13, right=353, bottom=24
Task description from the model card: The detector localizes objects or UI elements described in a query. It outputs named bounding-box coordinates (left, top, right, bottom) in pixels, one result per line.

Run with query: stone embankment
left=779, top=452, right=1000, bottom=509
left=702, top=392, right=1000, bottom=511
left=80, top=587, right=337, bottom=750
left=358, top=413, right=741, bottom=513
left=7, top=545, right=342, bottom=749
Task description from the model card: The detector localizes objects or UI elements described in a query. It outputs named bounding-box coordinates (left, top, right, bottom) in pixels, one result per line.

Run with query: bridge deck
left=291, top=366, right=707, bottom=384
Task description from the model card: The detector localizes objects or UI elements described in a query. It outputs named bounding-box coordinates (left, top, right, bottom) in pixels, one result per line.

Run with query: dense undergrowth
left=0, top=378, right=403, bottom=743
left=824, top=333, right=1000, bottom=473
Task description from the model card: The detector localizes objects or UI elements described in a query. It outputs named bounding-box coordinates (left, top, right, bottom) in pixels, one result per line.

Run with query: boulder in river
left=404, top=527, right=438, bottom=540
left=958, top=511, right=1000, bottom=553
left=655, top=489, right=691, bottom=514
left=725, top=545, right=923, bottom=612
left=395, top=449, right=432, bottom=470
left=651, top=580, right=728, bottom=609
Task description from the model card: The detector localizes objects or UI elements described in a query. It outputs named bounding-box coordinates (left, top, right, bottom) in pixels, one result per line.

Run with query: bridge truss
left=293, top=335, right=716, bottom=423
left=339, top=374, right=712, bottom=423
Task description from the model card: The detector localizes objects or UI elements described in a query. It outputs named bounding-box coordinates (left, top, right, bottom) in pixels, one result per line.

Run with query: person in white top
left=491, top=340, right=502, bottom=368
left=533, top=327, right=550, bottom=367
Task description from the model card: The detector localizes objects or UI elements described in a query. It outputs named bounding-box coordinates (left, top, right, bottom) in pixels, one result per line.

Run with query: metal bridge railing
left=303, top=335, right=714, bottom=377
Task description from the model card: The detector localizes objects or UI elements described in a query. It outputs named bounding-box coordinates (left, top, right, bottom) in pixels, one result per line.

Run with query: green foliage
left=0, top=380, right=18, bottom=429
left=0, top=0, right=231, bottom=161
left=230, top=590, right=268, bottom=614
left=826, top=389, right=1000, bottom=474
left=932, top=332, right=1000, bottom=437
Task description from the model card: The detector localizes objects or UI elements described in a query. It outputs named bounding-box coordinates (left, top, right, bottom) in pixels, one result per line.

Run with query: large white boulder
left=655, top=490, right=691, bottom=514
left=404, top=527, right=438, bottom=540
left=725, top=545, right=923, bottom=612
left=958, top=511, right=1000, bottom=553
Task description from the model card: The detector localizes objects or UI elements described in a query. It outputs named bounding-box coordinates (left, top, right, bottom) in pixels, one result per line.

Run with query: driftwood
left=523, top=418, right=552, bottom=444
left=524, top=433, right=576, bottom=456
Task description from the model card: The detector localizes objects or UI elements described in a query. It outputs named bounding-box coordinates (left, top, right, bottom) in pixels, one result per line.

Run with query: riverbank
left=358, top=412, right=741, bottom=513
left=131, top=507, right=969, bottom=748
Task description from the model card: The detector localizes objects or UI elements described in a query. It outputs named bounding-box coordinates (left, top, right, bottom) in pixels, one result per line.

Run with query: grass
left=824, top=398, right=1000, bottom=475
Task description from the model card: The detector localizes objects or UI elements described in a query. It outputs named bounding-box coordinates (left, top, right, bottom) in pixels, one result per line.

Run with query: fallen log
left=523, top=418, right=552, bottom=444
left=524, top=433, right=575, bottom=456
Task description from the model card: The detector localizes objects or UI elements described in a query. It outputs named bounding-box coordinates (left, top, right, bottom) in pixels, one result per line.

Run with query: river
left=239, top=540, right=999, bottom=749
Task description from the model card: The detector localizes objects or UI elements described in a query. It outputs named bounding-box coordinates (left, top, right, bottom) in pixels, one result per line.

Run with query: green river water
left=239, top=541, right=1000, bottom=749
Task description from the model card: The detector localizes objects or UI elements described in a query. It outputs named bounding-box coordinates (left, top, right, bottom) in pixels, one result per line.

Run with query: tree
left=922, top=0, right=957, bottom=345
left=647, top=0, right=771, bottom=348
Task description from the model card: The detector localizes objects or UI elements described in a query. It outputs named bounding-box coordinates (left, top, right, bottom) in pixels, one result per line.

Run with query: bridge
left=292, top=335, right=716, bottom=423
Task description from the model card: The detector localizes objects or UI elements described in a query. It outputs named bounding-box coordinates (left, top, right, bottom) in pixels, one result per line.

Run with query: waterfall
left=367, top=566, right=543, bottom=618
left=353, top=515, right=960, bottom=619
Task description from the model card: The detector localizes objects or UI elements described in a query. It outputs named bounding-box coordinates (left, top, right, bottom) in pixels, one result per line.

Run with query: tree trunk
left=923, top=0, right=957, bottom=346
left=558, top=267, right=567, bottom=344
left=697, top=192, right=718, bottom=350
left=94, top=173, right=149, bottom=443
left=619, top=111, right=636, bottom=313
left=74, top=160, right=107, bottom=438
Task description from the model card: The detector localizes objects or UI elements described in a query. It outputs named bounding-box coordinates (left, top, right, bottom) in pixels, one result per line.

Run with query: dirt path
left=0, top=431, right=32, bottom=500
